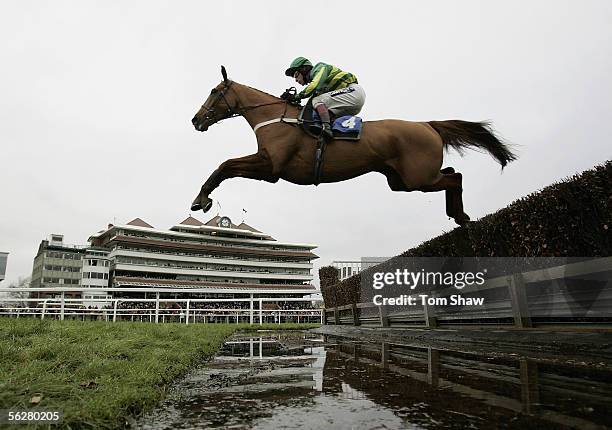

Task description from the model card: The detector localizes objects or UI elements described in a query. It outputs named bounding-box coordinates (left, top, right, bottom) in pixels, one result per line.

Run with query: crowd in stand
left=276, top=301, right=318, bottom=310
left=1, top=298, right=321, bottom=323
left=97, top=300, right=319, bottom=311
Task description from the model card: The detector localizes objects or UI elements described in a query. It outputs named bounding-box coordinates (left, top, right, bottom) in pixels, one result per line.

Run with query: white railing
left=0, top=287, right=323, bottom=325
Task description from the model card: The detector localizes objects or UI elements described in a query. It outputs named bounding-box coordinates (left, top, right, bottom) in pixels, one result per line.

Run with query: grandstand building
left=0, top=252, right=7, bottom=283
left=30, top=234, right=86, bottom=298
left=87, top=215, right=318, bottom=301
left=81, top=248, right=112, bottom=308
left=331, top=257, right=390, bottom=281
left=331, top=260, right=362, bottom=281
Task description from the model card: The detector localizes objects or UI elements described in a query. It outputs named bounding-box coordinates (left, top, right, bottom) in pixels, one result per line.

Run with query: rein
left=202, top=80, right=289, bottom=126
left=206, top=82, right=322, bottom=133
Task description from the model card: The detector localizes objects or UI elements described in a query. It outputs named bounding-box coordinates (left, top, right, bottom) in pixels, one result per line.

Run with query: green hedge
left=319, top=266, right=339, bottom=308
left=321, top=160, right=612, bottom=308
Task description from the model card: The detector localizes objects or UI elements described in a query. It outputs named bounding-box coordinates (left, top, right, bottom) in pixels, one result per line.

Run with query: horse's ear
left=221, top=65, right=228, bottom=83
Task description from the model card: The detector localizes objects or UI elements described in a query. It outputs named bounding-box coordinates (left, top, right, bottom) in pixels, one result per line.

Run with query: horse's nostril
left=191, top=117, right=197, bottom=125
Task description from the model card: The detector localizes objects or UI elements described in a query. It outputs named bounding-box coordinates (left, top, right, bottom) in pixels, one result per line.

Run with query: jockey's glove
left=281, top=91, right=301, bottom=105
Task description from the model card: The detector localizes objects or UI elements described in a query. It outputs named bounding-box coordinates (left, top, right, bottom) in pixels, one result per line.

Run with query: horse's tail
left=428, top=120, right=517, bottom=168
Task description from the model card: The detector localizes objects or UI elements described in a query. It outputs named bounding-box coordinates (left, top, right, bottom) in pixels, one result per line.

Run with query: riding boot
left=315, top=104, right=333, bottom=139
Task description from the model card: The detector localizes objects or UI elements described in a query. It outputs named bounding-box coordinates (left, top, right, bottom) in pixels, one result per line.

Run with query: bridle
left=199, top=80, right=287, bottom=125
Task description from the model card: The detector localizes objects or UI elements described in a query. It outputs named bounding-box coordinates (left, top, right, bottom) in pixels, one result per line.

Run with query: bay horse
left=190, top=67, right=516, bottom=226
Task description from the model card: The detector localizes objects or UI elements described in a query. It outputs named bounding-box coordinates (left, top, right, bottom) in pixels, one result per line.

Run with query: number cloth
left=334, top=115, right=363, bottom=134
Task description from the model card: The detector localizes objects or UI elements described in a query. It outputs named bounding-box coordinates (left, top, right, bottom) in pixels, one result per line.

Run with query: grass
left=0, top=318, right=319, bottom=429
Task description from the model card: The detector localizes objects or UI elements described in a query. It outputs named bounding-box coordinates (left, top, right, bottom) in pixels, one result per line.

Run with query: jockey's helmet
left=285, top=57, right=312, bottom=77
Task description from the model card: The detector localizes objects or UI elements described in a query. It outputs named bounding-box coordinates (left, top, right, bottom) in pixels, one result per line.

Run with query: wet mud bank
left=138, top=330, right=612, bottom=429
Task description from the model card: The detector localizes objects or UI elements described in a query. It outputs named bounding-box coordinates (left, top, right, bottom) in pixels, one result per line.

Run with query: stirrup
left=321, top=123, right=333, bottom=140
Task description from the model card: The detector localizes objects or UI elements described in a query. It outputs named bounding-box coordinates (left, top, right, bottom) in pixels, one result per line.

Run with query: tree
left=5, top=276, right=30, bottom=309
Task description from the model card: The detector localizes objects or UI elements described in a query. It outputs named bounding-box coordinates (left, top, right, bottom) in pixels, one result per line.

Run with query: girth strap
left=253, top=117, right=300, bottom=133
left=252, top=116, right=327, bottom=186
left=313, top=135, right=327, bottom=186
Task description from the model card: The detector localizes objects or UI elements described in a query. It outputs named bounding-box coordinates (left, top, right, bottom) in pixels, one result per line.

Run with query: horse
left=190, top=66, right=516, bottom=226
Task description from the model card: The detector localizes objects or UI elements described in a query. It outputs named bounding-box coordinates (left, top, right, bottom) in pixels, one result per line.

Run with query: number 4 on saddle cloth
left=298, top=100, right=363, bottom=141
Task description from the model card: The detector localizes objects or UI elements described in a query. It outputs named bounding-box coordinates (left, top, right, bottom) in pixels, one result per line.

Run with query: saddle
left=298, top=99, right=363, bottom=141
left=294, top=99, right=364, bottom=186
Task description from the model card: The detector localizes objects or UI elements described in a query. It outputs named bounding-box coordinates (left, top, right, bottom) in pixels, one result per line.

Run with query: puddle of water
left=138, top=331, right=612, bottom=429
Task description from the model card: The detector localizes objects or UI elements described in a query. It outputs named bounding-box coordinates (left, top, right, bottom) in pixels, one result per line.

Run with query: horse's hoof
left=445, top=191, right=454, bottom=218
left=441, top=167, right=455, bottom=175
left=455, top=213, right=471, bottom=226
left=191, top=196, right=212, bottom=213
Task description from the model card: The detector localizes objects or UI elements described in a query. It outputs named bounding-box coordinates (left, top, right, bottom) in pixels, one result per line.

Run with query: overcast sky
left=1, top=1, right=611, bottom=287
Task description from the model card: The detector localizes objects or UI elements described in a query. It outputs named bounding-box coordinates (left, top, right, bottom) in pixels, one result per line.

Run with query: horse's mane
left=238, top=82, right=281, bottom=100
left=232, top=81, right=298, bottom=114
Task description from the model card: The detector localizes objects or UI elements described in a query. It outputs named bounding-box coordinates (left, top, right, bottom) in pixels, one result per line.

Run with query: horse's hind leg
left=448, top=173, right=470, bottom=225
left=382, top=167, right=409, bottom=191
left=382, top=164, right=469, bottom=225
left=440, top=167, right=455, bottom=218
left=419, top=171, right=470, bottom=226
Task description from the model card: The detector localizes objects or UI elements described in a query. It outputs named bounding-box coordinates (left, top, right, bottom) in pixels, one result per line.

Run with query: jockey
left=282, top=57, right=365, bottom=139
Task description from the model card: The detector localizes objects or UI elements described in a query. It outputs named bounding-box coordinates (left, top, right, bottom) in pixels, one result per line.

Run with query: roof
left=237, top=222, right=262, bottom=233
left=126, top=218, right=154, bottom=228
left=179, top=216, right=204, bottom=226
left=204, top=216, right=265, bottom=235
left=88, top=216, right=317, bottom=251
left=205, top=215, right=222, bottom=226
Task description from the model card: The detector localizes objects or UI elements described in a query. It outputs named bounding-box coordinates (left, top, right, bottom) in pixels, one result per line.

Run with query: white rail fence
left=0, top=287, right=323, bottom=325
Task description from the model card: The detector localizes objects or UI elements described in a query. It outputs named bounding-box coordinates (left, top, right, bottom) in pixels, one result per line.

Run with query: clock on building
left=218, top=216, right=231, bottom=228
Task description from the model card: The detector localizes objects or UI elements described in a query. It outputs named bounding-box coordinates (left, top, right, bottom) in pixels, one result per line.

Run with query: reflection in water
left=138, top=331, right=612, bottom=429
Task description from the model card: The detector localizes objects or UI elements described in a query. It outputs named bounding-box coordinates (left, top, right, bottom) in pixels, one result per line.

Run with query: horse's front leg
left=191, top=151, right=277, bottom=212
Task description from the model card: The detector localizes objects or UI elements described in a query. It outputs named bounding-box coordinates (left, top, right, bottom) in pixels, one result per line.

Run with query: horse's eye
left=211, top=88, right=217, bottom=94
